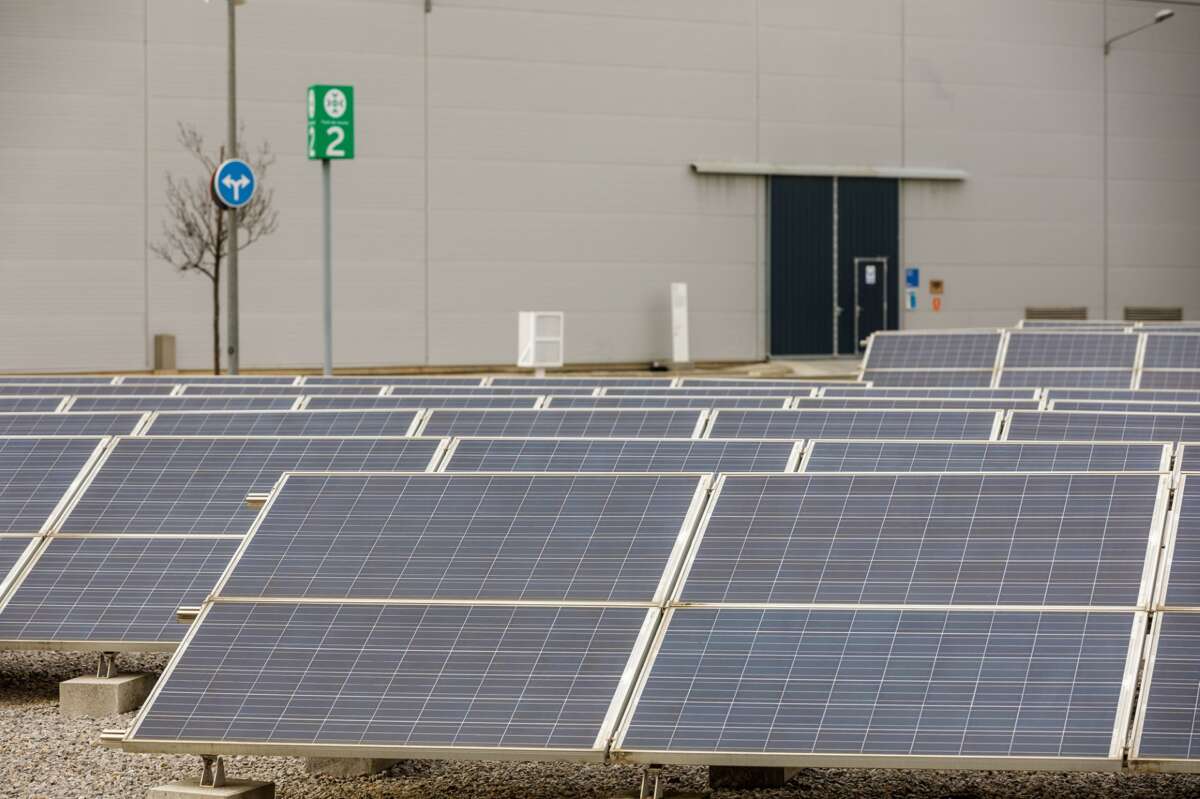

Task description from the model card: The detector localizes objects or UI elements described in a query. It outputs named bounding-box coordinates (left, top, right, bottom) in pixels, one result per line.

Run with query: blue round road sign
left=212, top=159, right=257, bottom=209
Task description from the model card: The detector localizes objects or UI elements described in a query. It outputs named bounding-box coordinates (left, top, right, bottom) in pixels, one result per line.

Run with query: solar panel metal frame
left=0, top=411, right=151, bottom=436
left=997, top=369, right=1138, bottom=389
left=119, top=600, right=661, bottom=762
left=1138, top=370, right=1200, bottom=390
left=1002, top=409, right=1200, bottom=443
left=705, top=408, right=1005, bottom=441
left=602, top=387, right=819, bottom=398
left=676, top=379, right=870, bottom=389
left=123, top=375, right=301, bottom=385
left=819, top=387, right=1040, bottom=400
left=542, top=395, right=791, bottom=410
left=179, top=384, right=388, bottom=396
left=490, top=377, right=679, bottom=388
left=1128, top=611, right=1200, bottom=772
left=299, top=394, right=544, bottom=410
left=1152, top=473, right=1200, bottom=611
left=611, top=606, right=1147, bottom=771
left=143, top=408, right=426, bottom=437
left=860, top=369, right=998, bottom=388
left=436, top=437, right=805, bottom=474
left=302, top=376, right=487, bottom=387
left=791, top=397, right=1042, bottom=411
left=858, top=329, right=1005, bottom=376
left=668, top=472, right=1170, bottom=611
left=208, top=470, right=714, bottom=608
left=796, top=439, right=1173, bottom=474
left=63, top=395, right=306, bottom=412
left=1049, top=400, right=1200, bottom=414
left=999, top=331, right=1141, bottom=371
left=416, top=409, right=709, bottom=439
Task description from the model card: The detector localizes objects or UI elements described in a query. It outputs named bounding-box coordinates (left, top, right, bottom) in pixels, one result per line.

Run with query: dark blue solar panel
left=399, top=386, right=594, bottom=396
left=305, top=395, right=539, bottom=410
left=708, top=410, right=999, bottom=441
left=606, top=387, right=815, bottom=397
left=0, top=538, right=35, bottom=583
left=70, top=396, right=297, bottom=412
left=123, top=376, right=295, bottom=385
left=443, top=438, right=797, bottom=473
left=1140, top=372, right=1200, bottom=391
left=1160, top=478, right=1200, bottom=608
left=1006, top=411, right=1200, bottom=443
left=793, top=398, right=1039, bottom=410
left=1048, top=389, right=1200, bottom=403
left=181, top=384, right=379, bottom=396
left=679, top=474, right=1160, bottom=606
left=545, top=396, right=788, bottom=409
left=1003, top=333, right=1138, bottom=369
left=619, top=608, right=1135, bottom=760
left=802, top=441, right=1168, bottom=473
left=420, top=410, right=704, bottom=439
left=1051, top=401, right=1200, bottom=414
left=863, top=370, right=994, bottom=388
left=0, top=384, right=173, bottom=395
left=0, top=438, right=105, bottom=533
left=304, top=376, right=485, bottom=386
left=999, top=371, right=1134, bottom=389
left=0, top=397, right=66, bottom=412
left=130, top=603, right=648, bottom=753
left=1143, top=335, right=1200, bottom=370
left=59, top=437, right=444, bottom=535
left=0, top=376, right=114, bottom=384
left=492, top=377, right=674, bottom=388
left=865, top=333, right=1002, bottom=370
left=0, top=537, right=238, bottom=645
left=823, top=387, right=1038, bottom=399
left=1179, top=444, right=1200, bottom=474
left=0, top=413, right=144, bottom=436
left=678, top=379, right=867, bottom=388
left=1136, top=613, right=1200, bottom=760
left=145, top=410, right=420, bottom=437
left=220, top=473, right=704, bottom=603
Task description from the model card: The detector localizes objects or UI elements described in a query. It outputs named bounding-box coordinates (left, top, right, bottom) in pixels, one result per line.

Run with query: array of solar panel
left=144, top=410, right=421, bottom=437
left=792, top=397, right=1040, bottom=411
left=676, top=474, right=1161, bottom=605
left=0, top=438, right=106, bottom=533
left=617, top=608, right=1137, bottom=761
left=707, top=409, right=1000, bottom=441
left=220, top=473, right=705, bottom=603
left=306, top=376, right=485, bottom=386
left=180, top=384, right=381, bottom=396
left=398, top=386, right=596, bottom=396
left=0, top=413, right=145, bottom=436
left=677, top=379, right=868, bottom=389
left=605, top=387, right=815, bottom=398
left=1051, top=401, right=1200, bottom=414
left=1002, top=332, right=1139, bottom=369
left=1178, top=444, right=1200, bottom=474
left=129, top=603, right=650, bottom=754
left=69, top=396, right=298, bottom=412
left=999, top=370, right=1134, bottom=388
left=1132, top=611, right=1200, bottom=765
left=441, top=438, right=799, bottom=474
left=864, top=332, right=1002, bottom=370
left=0, top=397, right=65, bottom=412
left=1143, top=335, right=1200, bottom=369
left=1158, top=477, right=1200, bottom=608
left=821, top=387, right=1038, bottom=400
left=0, top=384, right=173, bottom=395
left=544, top=396, right=788, bottom=409
left=0, top=537, right=240, bottom=646
left=123, top=376, right=297, bottom=385
left=491, top=377, right=674, bottom=388
left=1006, top=411, right=1200, bottom=443
left=0, top=376, right=114, bottom=384
left=1140, top=372, right=1200, bottom=390
left=801, top=440, right=1170, bottom=473
left=863, top=369, right=994, bottom=387
left=419, top=409, right=704, bottom=439
left=1047, top=389, right=1200, bottom=402
left=304, top=395, right=540, bottom=410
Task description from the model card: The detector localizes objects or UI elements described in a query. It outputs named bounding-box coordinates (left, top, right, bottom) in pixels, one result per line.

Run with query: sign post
left=211, top=158, right=257, bottom=374
left=307, top=85, right=355, bottom=375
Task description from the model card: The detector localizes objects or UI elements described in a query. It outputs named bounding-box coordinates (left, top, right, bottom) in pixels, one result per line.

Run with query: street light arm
left=1105, top=10, right=1176, bottom=54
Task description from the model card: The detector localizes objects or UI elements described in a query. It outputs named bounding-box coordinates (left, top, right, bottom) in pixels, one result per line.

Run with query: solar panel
left=677, top=379, right=869, bottom=389
left=0, top=396, right=66, bottom=412
left=123, top=376, right=296, bottom=385
left=491, top=377, right=675, bottom=388
left=677, top=474, right=1163, bottom=606
left=144, top=410, right=422, bottom=437
left=305, top=395, right=540, bottom=410
left=0, top=537, right=37, bottom=592
left=304, top=376, right=485, bottom=387
left=707, top=409, right=1001, bottom=441
left=180, top=384, right=380, bottom=396
left=0, top=537, right=240, bottom=647
left=801, top=440, right=1170, bottom=474
left=57, top=437, right=446, bottom=536
left=400, top=386, right=595, bottom=396
left=419, top=409, right=706, bottom=439
left=999, top=370, right=1134, bottom=388
left=220, top=473, right=708, bottom=603
left=1047, top=389, right=1200, bottom=403
left=1051, top=401, right=1200, bottom=414
left=1132, top=612, right=1200, bottom=764
left=441, top=438, right=801, bottom=474
left=1157, top=476, right=1200, bottom=608
left=544, top=396, right=788, bottom=409
left=0, top=412, right=145, bottom=436
left=793, top=397, right=1040, bottom=410
left=1143, top=335, right=1200, bottom=370
left=1179, top=443, right=1200, bottom=474
left=126, top=603, right=653, bottom=758
left=822, top=387, right=1039, bottom=400
left=1006, top=411, right=1200, bottom=443
left=0, top=376, right=114, bottom=384
left=605, top=387, right=816, bottom=397
left=864, top=332, right=1002, bottom=370
left=1002, top=332, right=1138, bottom=369
left=862, top=370, right=995, bottom=388
left=0, top=437, right=108, bottom=533
left=617, top=608, right=1138, bottom=764
left=0, top=384, right=174, bottom=395
left=1140, top=372, right=1200, bottom=390
left=69, top=396, right=298, bottom=412
left=1021, top=320, right=1130, bottom=330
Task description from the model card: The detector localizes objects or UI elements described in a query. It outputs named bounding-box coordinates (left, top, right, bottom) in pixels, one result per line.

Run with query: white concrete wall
left=1, top=0, right=1198, bottom=370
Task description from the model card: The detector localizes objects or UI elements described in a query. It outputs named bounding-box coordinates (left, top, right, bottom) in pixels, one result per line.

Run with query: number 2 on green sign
left=326, top=127, right=346, bottom=158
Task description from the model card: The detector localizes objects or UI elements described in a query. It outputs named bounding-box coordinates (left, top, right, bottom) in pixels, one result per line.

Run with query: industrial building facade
left=3, top=0, right=1198, bottom=371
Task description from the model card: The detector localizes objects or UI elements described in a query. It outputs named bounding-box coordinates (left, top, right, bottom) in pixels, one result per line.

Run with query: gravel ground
left=4, top=651, right=1200, bottom=799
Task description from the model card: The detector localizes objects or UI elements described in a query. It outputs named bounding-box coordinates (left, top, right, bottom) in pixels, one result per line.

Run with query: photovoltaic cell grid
left=707, top=410, right=1000, bottom=441
left=863, top=333, right=1002, bottom=370
left=492, top=378, right=674, bottom=388
left=1179, top=444, right=1200, bottom=474
left=0, top=413, right=145, bottom=436
left=0, top=438, right=107, bottom=533
left=305, top=395, right=540, bottom=410
left=999, top=370, right=1134, bottom=389
left=801, top=441, right=1169, bottom=474
left=0, top=537, right=240, bottom=645
left=1048, top=389, right=1200, bottom=403
left=1135, top=613, right=1200, bottom=763
left=398, top=386, right=596, bottom=396
left=1141, top=372, right=1200, bottom=390
left=677, top=474, right=1161, bottom=606
left=0, top=537, right=34, bottom=579
left=0, top=376, right=115, bottom=384
left=129, top=603, right=650, bottom=754
left=863, top=370, right=994, bottom=388
left=678, top=379, right=868, bottom=389
left=792, top=398, right=1040, bottom=411
left=0, top=397, right=65, bottom=412
left=441, top=438, right=798, bottom=474
left=144, top=410, right=421, bottom=437
left=1143, top=335, right=1200, bottom=370
left=1006, top=411, right=1200, bottom=444
left=69, top=396, right=298, bottom=412
left=305, top=376, right=485, bottom=386
left=181, top=384, right=380, bottom=396
left=1159, top=477, right=1200, bottom=609
left=123, top=376, right=296, bottom=385
left=0, top=384, right=173, bottom=396
left=1002, top=333, right=1139, bottom=369
left=419, top=409, right=704, bottom=439
left=220, top=473, right=706, bottom=603
left=821, top=387, right=1038, bottom=400
left=58, top=437, right=446, bottom=536
left=544, top=396, right=788, bottom=409
left=1051, top=401, right=1200, bottom=414
left=603, top=388, right=814, bottom=398
left=618, top=608, right=1136, bottom=761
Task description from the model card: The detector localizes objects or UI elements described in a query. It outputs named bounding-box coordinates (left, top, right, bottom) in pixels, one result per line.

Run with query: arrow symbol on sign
left=222, top=174, right=250, bottom=202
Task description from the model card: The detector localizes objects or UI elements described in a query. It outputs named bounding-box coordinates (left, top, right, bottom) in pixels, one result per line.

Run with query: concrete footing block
left=147, top=779, right=274, bottom=799
left=708, top=765, right=799, bottom=790
left=305, top=757, right=400, bottom=777
left=59, top=673, right=156, bottom=717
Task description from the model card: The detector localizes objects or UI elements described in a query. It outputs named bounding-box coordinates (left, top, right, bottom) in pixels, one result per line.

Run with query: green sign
left=307, top=85, right=354, bottom=160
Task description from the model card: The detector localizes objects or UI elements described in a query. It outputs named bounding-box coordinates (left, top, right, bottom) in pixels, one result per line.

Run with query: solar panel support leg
left=200, top=756, right=225, bottom=788
left=638, top=766, right=663, bottom=799
left=97, top=651, right=118, bottom=679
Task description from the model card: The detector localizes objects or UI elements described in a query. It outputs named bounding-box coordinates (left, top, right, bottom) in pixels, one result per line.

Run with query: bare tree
left=151, top=123, right=279, bottom=374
